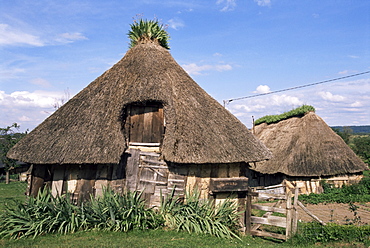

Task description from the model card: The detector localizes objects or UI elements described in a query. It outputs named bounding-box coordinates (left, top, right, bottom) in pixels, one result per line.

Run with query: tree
left=352, top=136, right=370, bottom=165
left=0, top=123, right=27, bottom=184
left=128, top=18, right=170, bottom=49
left=333, top=126, right=353, bottom=144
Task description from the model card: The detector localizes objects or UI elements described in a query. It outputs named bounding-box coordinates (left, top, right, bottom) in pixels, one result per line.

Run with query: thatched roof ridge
left=253, top=111, right=368, bottom=176
left=8, top=42, right=271, bottom=165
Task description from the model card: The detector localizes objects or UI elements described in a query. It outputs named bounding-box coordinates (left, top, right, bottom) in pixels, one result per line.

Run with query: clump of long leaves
left=0, top=188, right=87, bottom=239
left=0, top=188, right=163, bottom=239
left=159, top=189, right=241, bottom=239
left=85, top=189, right=163, bottom=232
left=128, top=18, right=170, bottom=49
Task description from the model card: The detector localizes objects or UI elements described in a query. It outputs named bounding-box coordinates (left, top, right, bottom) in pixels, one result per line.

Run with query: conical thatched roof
left=8, top=42, right=271, bottom=165
left=253, top=111, right=368, bottom=177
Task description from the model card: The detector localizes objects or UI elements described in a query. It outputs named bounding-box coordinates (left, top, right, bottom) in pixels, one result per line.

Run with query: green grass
left=299, top=171, right=370, bottom=204
left=0, top=180, right=27, bottom=211
left=255, top=105, right=315, bottom=125
left=0, top=228, right=325, bottom=248
left=1, top=181, right=368, bottom=247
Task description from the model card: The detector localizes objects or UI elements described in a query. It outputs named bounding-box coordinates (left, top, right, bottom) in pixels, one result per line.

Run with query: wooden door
left=127, top=103, right=164, bottom=144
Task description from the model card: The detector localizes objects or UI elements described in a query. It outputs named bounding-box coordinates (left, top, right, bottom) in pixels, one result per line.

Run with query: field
left=0, top=181, right=369, bottom=247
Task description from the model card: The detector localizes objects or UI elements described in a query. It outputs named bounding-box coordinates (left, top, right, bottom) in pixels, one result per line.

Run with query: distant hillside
left=331, top=125, right=370, bottom=134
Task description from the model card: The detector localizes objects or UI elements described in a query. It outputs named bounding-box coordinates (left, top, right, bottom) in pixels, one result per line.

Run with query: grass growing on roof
left=255, top=105, right=315, bottom=125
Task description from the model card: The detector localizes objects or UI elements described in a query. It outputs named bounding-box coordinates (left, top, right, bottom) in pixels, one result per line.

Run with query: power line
left=223, top=70, right=370, bottom=106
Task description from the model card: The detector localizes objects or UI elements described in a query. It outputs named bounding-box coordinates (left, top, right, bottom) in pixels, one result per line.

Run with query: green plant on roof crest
left=255, top=105, right=315, bottom=125
left=128, top=18, right=170, bottom=49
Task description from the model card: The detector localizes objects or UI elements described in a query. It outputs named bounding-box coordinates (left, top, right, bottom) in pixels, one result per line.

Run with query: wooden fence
left=245, top=187, right=299, bottom=240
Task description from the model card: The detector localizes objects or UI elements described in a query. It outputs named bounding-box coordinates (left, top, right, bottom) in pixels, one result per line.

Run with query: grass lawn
left=0, top=180, right=27, bottom=211
left=0, top=181, right=366, bottom=247
left=0, top=229, right=322, bottom=248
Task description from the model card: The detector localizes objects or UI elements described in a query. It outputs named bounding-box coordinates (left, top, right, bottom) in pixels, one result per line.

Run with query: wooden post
left=245, top=188, right=252, bottom=233
left=297, top=201, right=326, bottom=225
left=125, top=149, right=140, bottom=192
left=5, top=170, right=10, bottom=184
left=292, top=187, right=299, bottom=235
left=285, top=190, right=292, bottom=239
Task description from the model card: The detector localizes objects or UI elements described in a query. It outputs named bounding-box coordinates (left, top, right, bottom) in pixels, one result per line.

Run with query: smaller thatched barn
left=7, top=22, right=272, bottom=207
left=251, top=109, right=368, bottom=194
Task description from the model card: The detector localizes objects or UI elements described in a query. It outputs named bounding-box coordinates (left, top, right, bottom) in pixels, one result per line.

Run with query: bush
left=160, top=189, right=241, bottom=239
left=0, top=188, right=87, bottom=239
left=299, top=174, right=370, bottom=204
left=85, top=189, right=163, bottom=232
left=290, top=222, right=370, bottom=245
left=0, top=188, right=162, bottom=239
left=0, top=188, right=242, bottom=240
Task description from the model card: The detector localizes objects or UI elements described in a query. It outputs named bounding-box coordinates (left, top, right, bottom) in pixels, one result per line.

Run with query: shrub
left=84, top=189, right=163, bottom=232
left=0, top=188, right=87, bottom=239
left=160, top=189, right=241, bottom=239
left=299, top=173, right=370, bottom=204
left=290, top=222, right=370, bottom=245
left=0, top=188, right=162, bottom=239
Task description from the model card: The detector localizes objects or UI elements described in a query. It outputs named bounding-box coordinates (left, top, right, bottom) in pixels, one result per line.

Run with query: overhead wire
left=223, top=70, right=370, bottom=106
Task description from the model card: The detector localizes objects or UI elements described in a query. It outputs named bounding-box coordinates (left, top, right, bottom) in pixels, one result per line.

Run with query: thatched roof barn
left=7, top=22, right=271, bottom=206
left=254, top=111, right=367, bottom=176
left=8, top=41, right=270, bottom=165
left=252, top=110, right=368, bottom=193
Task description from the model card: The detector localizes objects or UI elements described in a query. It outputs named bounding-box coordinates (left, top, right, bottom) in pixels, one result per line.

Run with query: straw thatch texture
left=8, top=42, right=271, bottom=165
left=253, top=111, right=368, bottom=177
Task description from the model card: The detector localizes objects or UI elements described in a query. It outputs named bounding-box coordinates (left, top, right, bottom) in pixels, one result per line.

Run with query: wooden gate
left=245, top=187, right=299, bottom=240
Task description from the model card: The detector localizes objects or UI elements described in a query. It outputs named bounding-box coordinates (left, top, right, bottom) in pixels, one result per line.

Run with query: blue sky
left=1, top=0, right=369, bottom=131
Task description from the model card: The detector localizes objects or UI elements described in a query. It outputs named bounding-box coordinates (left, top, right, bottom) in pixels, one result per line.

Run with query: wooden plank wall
left=28, top=155, right=251, bottom=213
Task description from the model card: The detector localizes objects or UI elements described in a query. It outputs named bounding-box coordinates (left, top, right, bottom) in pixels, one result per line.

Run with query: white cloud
left=253, top=85, right=271, bottom=94
left=55, top=32, right=88, bottom=44
left=271, top=94, right=303, bottom=106
left=0, top=67, right=26, bottom=79
left=318, top=91, right=346, bottom=102
left=0, top=90, right=65, bottom=108
left=350, top=101, right=363, bottom=107
left=233, top=103, right=266, bottom=112
left=215, top=64, right=232, bottom=71
left=182, top=63, right=232, bottom=75
left=348, top=55, right=359, bottom=59
left=19, top=115, right=31, bottom=122
left=31, top=78, right=52, bottom=88
left=338, top=70, right=349, bottom=75
left=216, top=0, right=237, bottom=12
left=168, top=18, right=185, bottom=30
left=0, top=24, right=44, bottom=47
left=226, top=78, right=370, bottom=127
left=0, top=90, right=72, bottom=131
left=254, top=0, right=271, bottom=7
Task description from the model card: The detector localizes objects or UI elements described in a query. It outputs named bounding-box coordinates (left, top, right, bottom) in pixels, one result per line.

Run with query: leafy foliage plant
left=0, top=123, right=28, bottom=183
left=159, top=189, right=241, bottom=239
left=128, top=18, right=170, bottom=49
left=0, top=187, right=242, bottom=240
left=0, top=188, right=162, bottom=239
left=254, top=105, right=315, bottom=125
left=299, top=173, right=370, bottom=204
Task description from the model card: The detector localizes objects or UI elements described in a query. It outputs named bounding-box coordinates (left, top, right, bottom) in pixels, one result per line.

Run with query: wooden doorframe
left=125, top=102, right=165, bottom=144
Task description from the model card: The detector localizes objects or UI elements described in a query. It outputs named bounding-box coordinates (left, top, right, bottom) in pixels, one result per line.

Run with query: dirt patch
left=297, top=202, right=370, bottom=225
